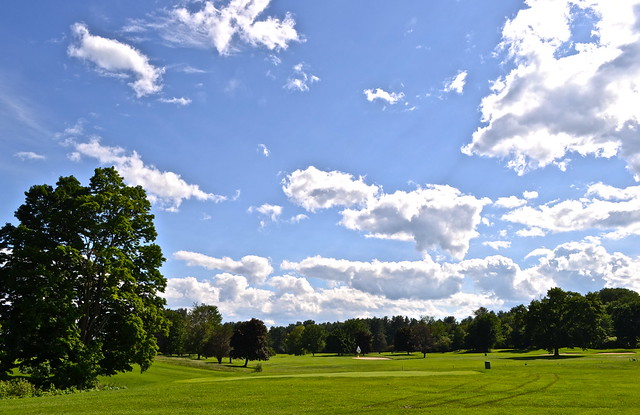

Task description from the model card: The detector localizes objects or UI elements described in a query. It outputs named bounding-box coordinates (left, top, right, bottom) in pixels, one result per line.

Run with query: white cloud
left=72, top=138, right=225, bottom=211
left=158, top=97, right=192, bottom=106
left=523, top=190, right=539, bottom=200
left=248, top=203, right=282, bottom=227
left=503, top=183, right=640, bottom=238
left=68, top=23, right=163, bottom=97
left=281, top=256, right=462, bottom=300
left=462, top=1, right=640, bottom=177
left=14, top=151, right=45, bottom=161
left=494, top=195, right=527, bottom=208
left=363, top=88, right=405, bottom=105
left=340, top=185, right=491, bottom=260
left=153, top=0, right=302, bottom=56
left=526, top=237, right=640, bottom=293
left=284, top=63, right=319, bottom=92
left=289, top=214, right=308, bottom=224
left=173, top=251, right=273, bottom=284
left=283, top=166, right=379, bottom=212
left=258, top=143, right=270, bottom=157
left=443, top=70, right=468, bottom=94
left=482, top=240, right=511, bottom=250
left=284, top=167, right=489, bottom=259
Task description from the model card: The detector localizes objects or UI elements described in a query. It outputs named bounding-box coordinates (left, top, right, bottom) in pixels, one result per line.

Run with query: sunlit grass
left=1, top=349, right=638, bottom=414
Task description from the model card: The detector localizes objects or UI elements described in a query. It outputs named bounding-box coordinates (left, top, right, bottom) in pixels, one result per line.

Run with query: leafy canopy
left=0, top=168, right=167, bottom=388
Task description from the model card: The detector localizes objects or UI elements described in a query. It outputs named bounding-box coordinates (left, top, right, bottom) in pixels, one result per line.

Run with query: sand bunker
left=597, top=352, right=636, bottom=355
left=353, top=356, right=391, bottom=360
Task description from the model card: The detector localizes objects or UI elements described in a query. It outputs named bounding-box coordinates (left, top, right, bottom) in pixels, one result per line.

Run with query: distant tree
left=429, top=320, right=452, bottom=353
left=0, top=167, right=167, bottom=389
left=466, top=308, right=501, bottom=352
left=231, top=318, right=270, bottom=367
left=610, top=301, right=640, bottom=348
left=185, top=304, right=222, bottom=359
left=207, top=323, right=234, bottom=364
left=498, top=305, right=528, bottom=349
left=285, top=325, right=306, bottom=355
left=527, top=288, right=607, bottom=357
left=394, top=327, right=414, bottom=354
left=268, top=326, right=288, bottom=354
left=301, top=324, right=327, bottom=356
left=372, top=331, right=388, bottom=353
left=355, top=330, right=373, bottom=355
left=411, top=321, right=434, bottom=358
left=157, top=309, right=187, bottom=356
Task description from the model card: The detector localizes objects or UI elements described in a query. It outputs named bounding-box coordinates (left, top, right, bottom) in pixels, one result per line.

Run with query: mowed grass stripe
left=180, top=370, right=481, bottom=383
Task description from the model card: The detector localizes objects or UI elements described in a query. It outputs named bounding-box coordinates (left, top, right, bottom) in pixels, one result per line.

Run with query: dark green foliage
left=0, top=168, right=167, bottom=389
left=284, top=325, right=306, bottom=355
left=185, top=304, right=222, bottom=359
left=230, top=318, right=270, bottom=367
left=394, top=327, right=414, bottom=354
left=300, top=323, right=327, bottom=356
left=527, top=288, right=607, bottom=357
left=411, top=321, right=434, bottom=358
left=157, top=309, right=187, bottom=356
left=465, top=308, right=501, bottom=352
left=207, top=323, right=234, bottom=364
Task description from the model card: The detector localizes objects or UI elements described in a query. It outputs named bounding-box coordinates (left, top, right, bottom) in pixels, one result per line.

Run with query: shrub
left=0, top=379, right=37, bottom=399
left=253, top=363, right=263, bottom=373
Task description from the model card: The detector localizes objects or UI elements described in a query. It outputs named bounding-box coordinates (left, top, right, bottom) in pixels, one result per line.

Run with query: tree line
left=158, top=287, right=640, bottom=361
left=2, top=169, right=640, bottom=391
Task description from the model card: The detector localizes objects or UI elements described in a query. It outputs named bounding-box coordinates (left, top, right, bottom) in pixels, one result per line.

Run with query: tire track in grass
left=468, top=373, right=560, bottom=407
left=179, top=370, right=481, bottom=384
left=421, top=375, right=557, bottom=408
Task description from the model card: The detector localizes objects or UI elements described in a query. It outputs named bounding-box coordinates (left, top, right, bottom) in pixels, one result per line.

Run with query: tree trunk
left=244, top=358, right=249, bottom=368
left=423, top=352, right=426, bottom=358
left=554, top=347, right=560, bottom=358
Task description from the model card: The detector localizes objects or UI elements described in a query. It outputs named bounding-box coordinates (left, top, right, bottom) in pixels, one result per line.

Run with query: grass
left=1, top=349, right=639, bottom=414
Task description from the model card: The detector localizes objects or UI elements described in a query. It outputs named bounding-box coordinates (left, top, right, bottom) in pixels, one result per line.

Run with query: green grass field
left=1, top=349, right=639, bottom=414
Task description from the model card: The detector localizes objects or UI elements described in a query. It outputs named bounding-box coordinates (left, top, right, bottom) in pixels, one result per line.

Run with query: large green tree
left=0, top=168, right=167, bottom=388
left=185, top=303, right=222, bottom=359
left=301, top=323, right=327, bottom=356
left=465, top=308, right=501, bottom=352
left=230, top=318, right=270, bottom=368
left=526, top=288, right=607, bottom=357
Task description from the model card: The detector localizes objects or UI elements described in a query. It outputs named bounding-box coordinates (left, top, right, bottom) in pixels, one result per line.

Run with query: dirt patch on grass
left=597, top=352, right=636, bottom=355
left=353, top=357, right=391, bottom=360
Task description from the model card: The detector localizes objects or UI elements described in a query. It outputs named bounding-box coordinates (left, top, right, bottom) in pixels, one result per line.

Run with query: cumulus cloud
left=462, top=1, right=640, bottom=177
left=341, top=185, right=491, bottom=260
left=443, top=70, right=468, bottom=94
left=363, top=88, right=405, bottom=105
left=284, top=167, right=489, bottom=259
left=71, top=138, right=225, bottom=211
left=503, top=182, right=640, bottom=238
left=151, top=0, right=302, bottom=56
left=174, top=251, right=273, bottom=284
left=14, top=151, right=45, bottom=161
left=284, top=63, right=319, bottom=92
left=68, top=23, right=163, bottom=97
left=282, top=166, right=380, bottom=212
left=281, top=256, right=462, bottom=300
left=526, top=237, right=640, bottom=293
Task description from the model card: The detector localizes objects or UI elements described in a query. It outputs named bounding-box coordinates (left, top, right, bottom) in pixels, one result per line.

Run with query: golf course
left=1, top=349, right=638, bottom=414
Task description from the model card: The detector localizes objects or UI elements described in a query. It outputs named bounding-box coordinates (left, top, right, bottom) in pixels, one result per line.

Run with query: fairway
left=1, top=350, right=639, bottom=414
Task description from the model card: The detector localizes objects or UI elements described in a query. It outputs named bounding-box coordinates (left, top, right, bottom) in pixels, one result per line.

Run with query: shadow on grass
left=505, top=355, right=584, bottom=361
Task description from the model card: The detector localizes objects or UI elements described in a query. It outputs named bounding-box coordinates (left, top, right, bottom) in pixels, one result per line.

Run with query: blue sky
left=3, top=0, right=640, bottom=325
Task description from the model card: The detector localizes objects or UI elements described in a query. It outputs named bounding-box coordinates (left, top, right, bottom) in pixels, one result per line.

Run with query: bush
left=253, top=363, right=263, bottom=373
left=0, top=379, right=37, bottom=399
